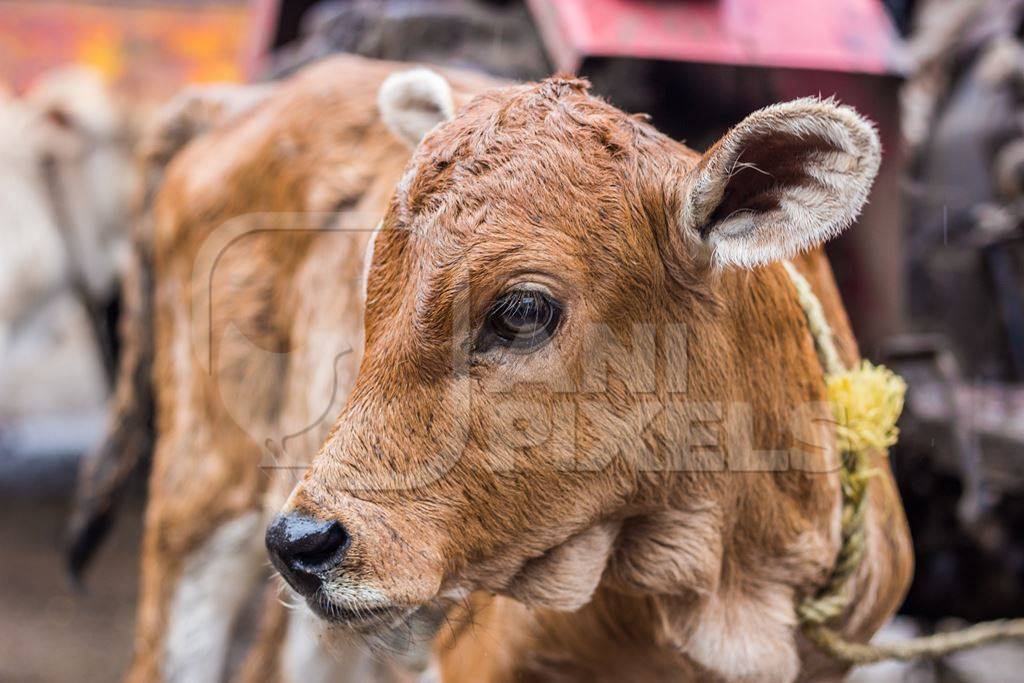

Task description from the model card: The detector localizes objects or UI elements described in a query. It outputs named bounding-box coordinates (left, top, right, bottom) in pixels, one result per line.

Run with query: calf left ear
left=679, top=98, right=881, bottom=268
left=378, top=68, right=455, bottom=148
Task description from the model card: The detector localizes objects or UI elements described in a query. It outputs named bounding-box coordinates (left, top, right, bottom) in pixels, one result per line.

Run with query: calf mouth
left=307, top=594, right=415, bottom=632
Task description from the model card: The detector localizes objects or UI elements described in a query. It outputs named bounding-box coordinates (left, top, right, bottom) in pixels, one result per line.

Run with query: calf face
left=269, top=75, right=880, bottom=640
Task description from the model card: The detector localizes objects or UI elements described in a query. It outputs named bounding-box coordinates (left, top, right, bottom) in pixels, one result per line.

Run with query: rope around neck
left=782, top=261, right=1024, bottom=665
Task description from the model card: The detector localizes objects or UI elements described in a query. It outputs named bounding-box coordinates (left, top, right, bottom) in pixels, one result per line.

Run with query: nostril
left=292, top=521, right=348, bottom=570
left=265, top=513, right=350, bottom=596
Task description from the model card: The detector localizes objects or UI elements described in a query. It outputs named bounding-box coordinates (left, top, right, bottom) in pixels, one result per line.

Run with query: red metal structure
left=527, top=0, right=905, bottom=75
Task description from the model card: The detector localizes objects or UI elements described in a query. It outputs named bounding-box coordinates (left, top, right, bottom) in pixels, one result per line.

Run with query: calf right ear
left=676, top=98, right=881, bottom=269
left=378, top=68, right=455, bottom=148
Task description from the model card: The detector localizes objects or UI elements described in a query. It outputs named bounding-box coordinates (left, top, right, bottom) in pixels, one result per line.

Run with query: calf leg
left=161, top=511, right=265, bottom=683
left=129, top=505, right=266, bottom=683
left=233, top=585, right=289, bottom=683
left=125, top=405, right=267, bottom=683
left=233, top=584, right=404, bottom=683
left=280, top=605, right=409, bottom=683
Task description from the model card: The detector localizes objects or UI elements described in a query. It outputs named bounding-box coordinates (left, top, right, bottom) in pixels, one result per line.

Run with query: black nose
left=265, top=513, right=349, bottom=596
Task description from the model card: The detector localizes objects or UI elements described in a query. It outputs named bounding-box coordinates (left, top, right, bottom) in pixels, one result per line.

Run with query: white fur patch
left=683, top=97, right=881, bottom=269
left=319, top=580, right=391, bottom=610
left=360, top=220, right=382, bottom=300
left=378, top=68, right=454, bottom=148
left=684, top=582, right=800, bottom=683
left=419, top=658, right=442, bottom=683
left=162, top=511, right=264, bottom=683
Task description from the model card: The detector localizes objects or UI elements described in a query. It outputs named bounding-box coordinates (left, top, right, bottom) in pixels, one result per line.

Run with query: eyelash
left=475, top=288, right=563, bottom=353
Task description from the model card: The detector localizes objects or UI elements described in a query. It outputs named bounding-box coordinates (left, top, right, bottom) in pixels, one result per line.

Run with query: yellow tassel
left=826, top=360, right=907, bottom=453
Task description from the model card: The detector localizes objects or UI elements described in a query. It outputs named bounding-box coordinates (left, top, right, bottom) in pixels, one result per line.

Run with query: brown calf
left=268, top=70, right=914, bottom=682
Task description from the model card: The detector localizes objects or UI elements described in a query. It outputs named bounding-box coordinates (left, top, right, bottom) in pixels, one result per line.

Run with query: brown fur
left=142, top=55, right=912, bottom=682
left=128, top=56, right=494, bottom=681
left=68, top=82, right=275, bottom=580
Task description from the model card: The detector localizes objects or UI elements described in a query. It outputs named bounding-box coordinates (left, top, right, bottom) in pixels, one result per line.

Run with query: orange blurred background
left=0, top=0, right=251, bottom=102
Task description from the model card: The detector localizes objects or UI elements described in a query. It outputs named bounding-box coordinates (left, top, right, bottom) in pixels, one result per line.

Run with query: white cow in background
left=0, top=67, right=136, bottom=425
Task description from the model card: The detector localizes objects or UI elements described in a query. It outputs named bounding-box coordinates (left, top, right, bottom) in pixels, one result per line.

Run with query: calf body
left=144, top=55, right=911, bottom=681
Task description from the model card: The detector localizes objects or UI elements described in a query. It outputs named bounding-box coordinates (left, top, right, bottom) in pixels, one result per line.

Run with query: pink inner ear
left=702, top=131, right=841, bottom=239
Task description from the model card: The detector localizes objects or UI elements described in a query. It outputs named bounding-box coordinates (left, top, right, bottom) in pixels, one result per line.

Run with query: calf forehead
left=375, top=168, right=647, bottom=327
left=398, top=81, right=648, bottom=243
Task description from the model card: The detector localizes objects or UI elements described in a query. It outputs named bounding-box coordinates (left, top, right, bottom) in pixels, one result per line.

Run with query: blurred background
left=1, top=0, right=1023, bottom=681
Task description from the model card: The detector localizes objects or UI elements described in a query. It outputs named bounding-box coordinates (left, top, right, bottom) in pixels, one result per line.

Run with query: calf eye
left=479, top=287, right=562, bottom=352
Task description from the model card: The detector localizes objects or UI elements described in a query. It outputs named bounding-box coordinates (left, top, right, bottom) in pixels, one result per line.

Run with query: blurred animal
left=67, top=80, right=274, bottom=581
left=70, top=56, right=497, bottom=683
left=0, top=67, right=135, bottom=421
left=269, top=71, right=914, bottom=682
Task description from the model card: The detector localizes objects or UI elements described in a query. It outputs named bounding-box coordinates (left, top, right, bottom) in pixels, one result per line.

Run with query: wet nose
left=265, top=513, right=349, bottom=596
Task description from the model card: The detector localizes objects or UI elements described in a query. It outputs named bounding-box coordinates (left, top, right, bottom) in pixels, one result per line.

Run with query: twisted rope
left=802, top=618, right=1024, bottom=665
left=782, top=261, right=1024, bottom=666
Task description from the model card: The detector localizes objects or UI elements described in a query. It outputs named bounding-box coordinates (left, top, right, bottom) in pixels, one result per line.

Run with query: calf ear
left=679, top=98, right=881, bottom=268
left=378, top=68, right=455, bottom=148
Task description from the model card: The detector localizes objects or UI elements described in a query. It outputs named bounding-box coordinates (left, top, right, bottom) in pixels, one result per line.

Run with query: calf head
left=268, top=71, right=880, bottom=663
